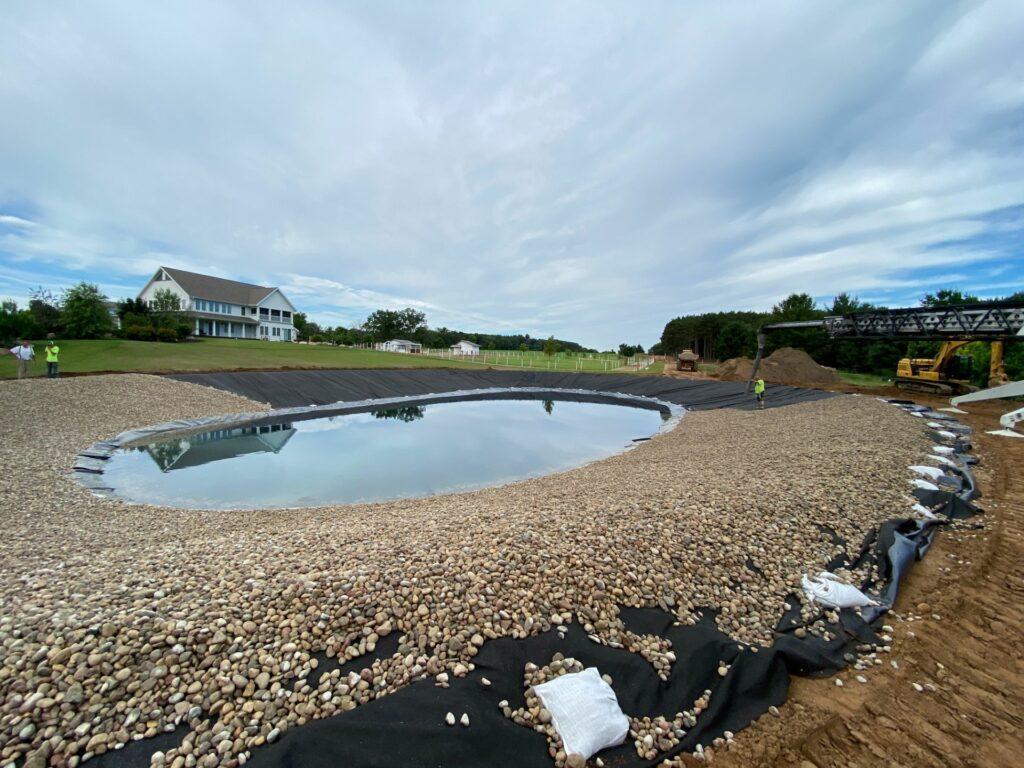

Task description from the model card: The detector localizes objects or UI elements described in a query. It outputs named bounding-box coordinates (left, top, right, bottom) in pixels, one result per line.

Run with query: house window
left=282, top=311, right=291, bottom=319
left=271, top=309, right=281, bottom=320
left=259, top=308, right=269, bottom=317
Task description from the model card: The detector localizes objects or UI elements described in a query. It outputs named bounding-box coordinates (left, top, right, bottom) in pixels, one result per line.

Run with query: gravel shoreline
left=0, top=375, right=930, bottom=768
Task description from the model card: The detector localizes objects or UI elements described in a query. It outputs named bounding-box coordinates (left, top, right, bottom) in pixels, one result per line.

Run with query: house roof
left=387, top=339, right=420, bottom=345
left=452, top=340, right=480, bottom=347
left=160, top=267, right=278, bottom=306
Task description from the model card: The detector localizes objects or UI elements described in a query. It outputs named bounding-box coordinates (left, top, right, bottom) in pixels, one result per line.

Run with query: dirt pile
left=717, top=346, right=842, bottom=386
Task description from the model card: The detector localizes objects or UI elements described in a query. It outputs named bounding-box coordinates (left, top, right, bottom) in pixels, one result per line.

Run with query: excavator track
left=895, top=378, right=979, bottom=396
left=894, top=378, right=954, bottom=395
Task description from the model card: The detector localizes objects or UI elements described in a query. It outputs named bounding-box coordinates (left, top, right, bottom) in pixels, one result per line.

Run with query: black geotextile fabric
left=167, top=368, right=835, bottom=411
left=248, top=608, right=873, bottom=768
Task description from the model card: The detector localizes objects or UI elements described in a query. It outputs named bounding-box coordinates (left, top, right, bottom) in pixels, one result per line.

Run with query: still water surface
left=103, top=398, right=668, bottom=509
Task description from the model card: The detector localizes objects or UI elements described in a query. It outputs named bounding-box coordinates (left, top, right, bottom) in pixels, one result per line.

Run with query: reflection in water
left=104, top=399, right=667, bottom=509
left=372, top=406, right=425, bottom=422
left=139, top=423, right=295, bottom=472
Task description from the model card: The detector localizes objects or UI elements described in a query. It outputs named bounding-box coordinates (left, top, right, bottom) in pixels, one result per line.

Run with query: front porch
left=194, top=317, right=258, bottom=339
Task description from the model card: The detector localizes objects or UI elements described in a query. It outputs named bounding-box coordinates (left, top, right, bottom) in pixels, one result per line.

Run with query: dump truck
left=676, top=349, right=700, bottom=372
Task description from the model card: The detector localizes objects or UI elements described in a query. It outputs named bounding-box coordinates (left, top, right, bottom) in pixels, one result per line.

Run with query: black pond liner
left=69, top=392, right=978, bottom=768
left=165, top=368, right=837, bottom=412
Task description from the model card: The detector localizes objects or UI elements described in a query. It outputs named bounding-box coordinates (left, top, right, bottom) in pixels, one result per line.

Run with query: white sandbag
left=533, top=668, right=629, bottom=760
left=934, top=429, right=958, bottom=440
left=912, top=503, right=938, bottom=519
left=910, top=478, right=940, bottom=491
left=909, top=465, right=944, bottom=480
left=929, top=454, right=958, bottom=469
left=932, top=445, right=954, bottom=455
left=801, top=572, right=879, bottom=609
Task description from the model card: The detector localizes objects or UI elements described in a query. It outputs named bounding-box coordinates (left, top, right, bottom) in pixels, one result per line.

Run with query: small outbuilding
left=381, top=339, right=422, bottom=354
left=450, top=340, right=481, bottom=356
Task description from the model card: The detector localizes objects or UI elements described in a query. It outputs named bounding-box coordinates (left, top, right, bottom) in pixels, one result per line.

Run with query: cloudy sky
left=1, top=1, right=1022, bottom=348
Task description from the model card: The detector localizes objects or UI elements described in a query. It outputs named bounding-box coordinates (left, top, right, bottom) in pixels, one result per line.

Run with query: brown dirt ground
left=712, top=391, right=1024, bottom=768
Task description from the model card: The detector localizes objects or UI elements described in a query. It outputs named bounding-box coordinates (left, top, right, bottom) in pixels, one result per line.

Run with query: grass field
left=1, top=339, right=897, bottom=386
left=421, top=347, right=658, bottom=372
left=0, top=338, right=486, bottom=379
left=1, top=338, right=662, bottom=379
left=837, top=370, right=892, bottom=388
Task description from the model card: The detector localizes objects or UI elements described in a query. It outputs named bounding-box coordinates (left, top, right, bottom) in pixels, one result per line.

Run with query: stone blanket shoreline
left=0, top=374, right=930, bottom=768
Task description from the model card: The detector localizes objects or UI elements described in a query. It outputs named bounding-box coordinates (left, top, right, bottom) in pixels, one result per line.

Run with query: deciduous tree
left=61, top=283, right=112, bottom=339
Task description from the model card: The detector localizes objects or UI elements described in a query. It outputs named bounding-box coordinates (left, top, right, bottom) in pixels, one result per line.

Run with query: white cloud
left=1, top=0, right=1022, bottom=347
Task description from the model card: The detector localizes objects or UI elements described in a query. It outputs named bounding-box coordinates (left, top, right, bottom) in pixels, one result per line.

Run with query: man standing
left=754, top=377, right=766, bottom=409
left=45, top=340, right=60, bottom=378
left=9, top=339, right=35, bottom=379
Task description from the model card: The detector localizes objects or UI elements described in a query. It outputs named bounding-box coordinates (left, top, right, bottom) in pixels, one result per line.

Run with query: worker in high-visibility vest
left=45, top=340, right=60, bottom=379
left=754, top=377, right=765, bottom=409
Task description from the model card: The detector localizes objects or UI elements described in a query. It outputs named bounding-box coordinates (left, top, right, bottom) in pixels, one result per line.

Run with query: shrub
left=156, top=327, right=178, bottom=343
left=122, top=312, right=151, bottom=328
left=175, top=322, right=192, bottom=341
left=0, top=300, right=42, bottom=344
left=125, top=324, right=156, bottom=341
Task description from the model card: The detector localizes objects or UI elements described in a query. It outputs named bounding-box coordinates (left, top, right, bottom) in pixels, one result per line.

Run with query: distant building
left=379, top=339, right=422, bottom=353
left=103, top=301, right=121, bottom=330
left=137, top=266, right=297, bottom=341
left=450, top=340, right=481, bottom=355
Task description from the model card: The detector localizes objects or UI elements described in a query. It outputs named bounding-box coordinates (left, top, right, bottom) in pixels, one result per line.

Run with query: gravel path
left=0, top=375, right=930, bottom=768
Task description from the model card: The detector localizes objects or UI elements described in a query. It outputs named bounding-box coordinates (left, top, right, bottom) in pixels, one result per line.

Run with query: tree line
left=1, top=283, right=198, bottom=345
left=294, top=307, right=591, bottom=353
left=655, top=289, right=1024, bottom=384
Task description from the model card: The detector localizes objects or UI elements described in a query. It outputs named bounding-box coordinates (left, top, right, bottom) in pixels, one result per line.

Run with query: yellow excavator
left=895, top=340, right=1007, bottom=396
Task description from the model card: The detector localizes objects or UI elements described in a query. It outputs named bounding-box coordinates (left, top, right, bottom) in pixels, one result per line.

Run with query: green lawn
left=838, top=370, right=892, bottom=388
left=2, top=339, right=668, bottom=379
left=420, top=347, right=657, bottom=373
left=1, top=338, right=485, bottom=379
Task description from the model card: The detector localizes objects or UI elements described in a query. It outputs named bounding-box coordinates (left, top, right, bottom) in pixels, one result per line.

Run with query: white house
left=379, top=339, right=422, bottom=353
left=137, top=267, right=298, bottom=341
left=450, top=340, right=481, bottom=355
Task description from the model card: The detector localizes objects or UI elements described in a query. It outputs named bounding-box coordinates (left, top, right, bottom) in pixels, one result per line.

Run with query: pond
left=100, top=396, right=671, bottom=509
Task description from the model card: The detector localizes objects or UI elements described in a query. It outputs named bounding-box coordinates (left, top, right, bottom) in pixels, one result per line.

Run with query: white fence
left=420, top=348, right=657, bottom=372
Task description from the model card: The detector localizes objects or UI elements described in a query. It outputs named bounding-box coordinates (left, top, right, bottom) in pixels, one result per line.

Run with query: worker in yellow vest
left=754, top=377, right=765, bottom=409
left=45, top=340, right=60, bottom=379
